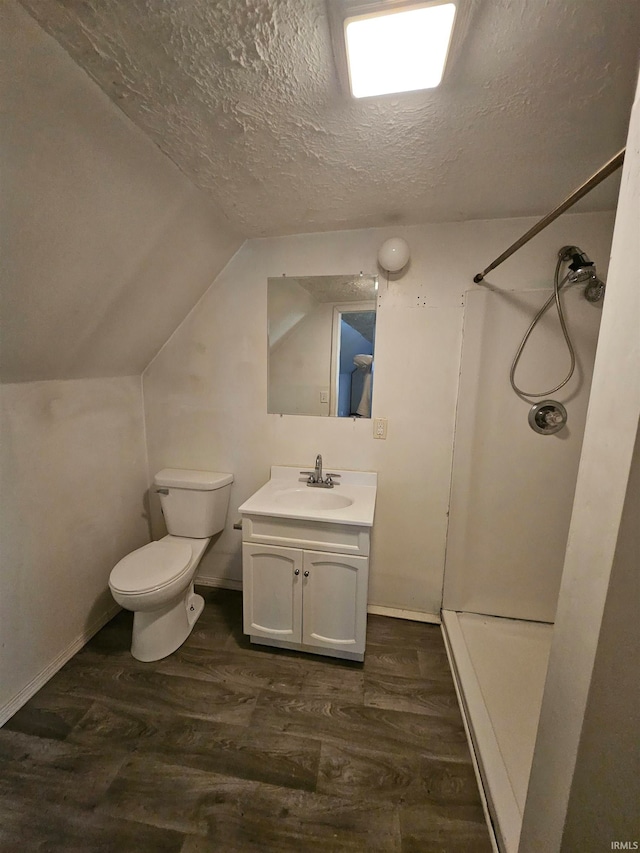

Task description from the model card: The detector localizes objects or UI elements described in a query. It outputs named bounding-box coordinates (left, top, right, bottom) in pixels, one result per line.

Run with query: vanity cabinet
left=238, top=466, right=377, bottom=662
left=242, top=541, right=369, bottom=661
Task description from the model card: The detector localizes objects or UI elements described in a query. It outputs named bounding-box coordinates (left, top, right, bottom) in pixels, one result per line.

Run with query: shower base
left=441, top=610, right=553, bottom=853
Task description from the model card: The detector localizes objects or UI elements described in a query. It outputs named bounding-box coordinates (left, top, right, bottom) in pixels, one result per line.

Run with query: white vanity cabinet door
left=301, top=551, right=369, bottom=656
left=242, top=543, right=302, bottom=643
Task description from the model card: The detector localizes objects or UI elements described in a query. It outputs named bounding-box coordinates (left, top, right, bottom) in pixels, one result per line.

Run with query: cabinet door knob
left=294, top=569, right=300, bottom=575
left=303, top=570, right=310, bottom=577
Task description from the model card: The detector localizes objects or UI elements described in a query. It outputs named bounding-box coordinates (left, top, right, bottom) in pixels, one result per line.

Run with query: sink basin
left=238, top=466, right=377, bottom=526
left=271, top=488, right=354, bottom=511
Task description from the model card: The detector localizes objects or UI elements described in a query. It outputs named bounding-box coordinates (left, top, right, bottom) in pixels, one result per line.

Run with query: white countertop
left=238, top=466, right=377, bottom=527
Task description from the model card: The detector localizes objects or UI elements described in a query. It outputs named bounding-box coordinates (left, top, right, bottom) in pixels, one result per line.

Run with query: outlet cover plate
left=373, top=417, right=387, bottom=439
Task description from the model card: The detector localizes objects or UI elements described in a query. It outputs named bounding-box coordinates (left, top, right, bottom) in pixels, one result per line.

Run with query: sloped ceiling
left=2, top=2, right=244, bottom=383
left=18, top=0, right=640, bottom=237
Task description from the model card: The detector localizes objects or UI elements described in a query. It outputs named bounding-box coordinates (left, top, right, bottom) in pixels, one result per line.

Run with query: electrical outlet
left=373, top=417, right=387, bottom=439
left=320, top=390, right=329, bottom=403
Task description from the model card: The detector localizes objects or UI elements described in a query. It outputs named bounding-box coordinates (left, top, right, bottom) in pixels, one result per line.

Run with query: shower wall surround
left=143, top=213, right=614, bottom=617
left=444, top=284, right=604, bottom=622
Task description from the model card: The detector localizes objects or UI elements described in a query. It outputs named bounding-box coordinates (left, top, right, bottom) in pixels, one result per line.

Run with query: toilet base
left=131, top=584, right=204, bottom=662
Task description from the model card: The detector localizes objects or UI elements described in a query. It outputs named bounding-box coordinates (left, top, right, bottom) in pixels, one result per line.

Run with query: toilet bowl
left=110, top=535, right=208, bottom=661
left=109, top=468, right=233, bottom=661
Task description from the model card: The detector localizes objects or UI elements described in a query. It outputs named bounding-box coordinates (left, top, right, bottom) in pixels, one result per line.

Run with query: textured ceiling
left=19, top=0, right=639, bottom=237
left=294, top=275, right=377, bottom=340
left=294, top=275, right=377, bottom=302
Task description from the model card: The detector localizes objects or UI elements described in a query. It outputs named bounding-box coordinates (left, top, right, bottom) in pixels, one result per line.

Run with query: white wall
left=0, top=378, right=149, bottom=721
left=561, top=427, right=639, bottom=849
left=267, top=278, right=317, bottom=347
left=268, top=294, right=333, bottom=417
left=520, top=73, right=640, bottom=853
left=0, top=1, right=242, bottom=383
left=0, top=2, right=243, bottom=722
left=143, top=212, right=614, bottom=617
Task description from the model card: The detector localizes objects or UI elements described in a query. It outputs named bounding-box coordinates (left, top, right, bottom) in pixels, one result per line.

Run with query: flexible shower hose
left=510, top=256, right=576, bottom=398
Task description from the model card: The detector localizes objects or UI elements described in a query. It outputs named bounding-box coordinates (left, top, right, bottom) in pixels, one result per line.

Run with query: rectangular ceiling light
left=345, top=2, right=456, bottom=99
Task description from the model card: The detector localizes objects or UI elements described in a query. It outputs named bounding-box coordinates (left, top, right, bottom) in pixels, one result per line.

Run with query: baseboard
left=195, top=576, right=243, bottom=591
left=0, top=602, right=121, bottom=728
left=367, top=604, right=441, bottom=624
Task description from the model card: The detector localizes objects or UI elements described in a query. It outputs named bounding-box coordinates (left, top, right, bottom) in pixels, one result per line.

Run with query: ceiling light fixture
left=344, top=2, right=456, bottom=99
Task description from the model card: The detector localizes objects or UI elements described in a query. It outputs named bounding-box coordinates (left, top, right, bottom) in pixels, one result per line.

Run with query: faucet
left=300, top=454, right=341, bottom=488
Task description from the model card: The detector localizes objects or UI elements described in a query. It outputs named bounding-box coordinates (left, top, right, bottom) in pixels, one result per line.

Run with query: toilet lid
left=110, top=540, right=193, bottom=594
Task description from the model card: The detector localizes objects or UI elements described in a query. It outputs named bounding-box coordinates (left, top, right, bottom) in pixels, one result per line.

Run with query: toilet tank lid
left=154, top=468, right=234, bottom=490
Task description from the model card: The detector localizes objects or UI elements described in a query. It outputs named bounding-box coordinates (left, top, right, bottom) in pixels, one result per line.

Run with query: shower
left=445, top=242, right=610, bottom=851
left=509, top=246, right=605, bottom=412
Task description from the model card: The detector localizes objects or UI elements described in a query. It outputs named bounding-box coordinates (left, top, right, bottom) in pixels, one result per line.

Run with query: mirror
left=268, top=274, right=377, bottom=417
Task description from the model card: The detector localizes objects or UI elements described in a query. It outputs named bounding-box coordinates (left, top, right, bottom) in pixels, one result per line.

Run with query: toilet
left=109, top=468, right=233, bottom=662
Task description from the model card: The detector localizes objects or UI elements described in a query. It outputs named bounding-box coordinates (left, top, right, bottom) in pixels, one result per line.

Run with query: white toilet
left=109, top=468, right=233, bottom=662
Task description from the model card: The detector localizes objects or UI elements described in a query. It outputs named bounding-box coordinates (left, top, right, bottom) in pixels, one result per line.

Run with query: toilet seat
left=110, top=540, right=193, bottom=595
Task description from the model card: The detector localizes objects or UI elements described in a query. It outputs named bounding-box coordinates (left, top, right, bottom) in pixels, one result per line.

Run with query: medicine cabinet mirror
left=268, top=274, right=377, bottom=417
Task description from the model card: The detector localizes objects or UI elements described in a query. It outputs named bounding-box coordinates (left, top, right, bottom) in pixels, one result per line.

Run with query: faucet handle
left=300, top=471, right=316, bottom=482
left=324, top=473, right=341, bottom=478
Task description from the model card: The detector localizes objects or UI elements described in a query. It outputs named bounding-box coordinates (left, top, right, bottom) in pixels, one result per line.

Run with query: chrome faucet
left=300, top=454, right=341, bottom=488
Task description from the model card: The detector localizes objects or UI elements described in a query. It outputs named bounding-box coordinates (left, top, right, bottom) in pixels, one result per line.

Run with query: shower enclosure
left=441, top=263, right=605, bottom=852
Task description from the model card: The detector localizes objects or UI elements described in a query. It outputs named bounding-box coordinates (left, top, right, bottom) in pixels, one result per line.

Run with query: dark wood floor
left=0, top=588, right=492, bottom=852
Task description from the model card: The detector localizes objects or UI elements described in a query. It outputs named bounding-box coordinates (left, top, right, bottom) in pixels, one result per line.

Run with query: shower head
left=558, top=245, right=606, bottom=302
left=560, top=246, right=595, bottom=282
left=584, top=274, right=606, bottom=303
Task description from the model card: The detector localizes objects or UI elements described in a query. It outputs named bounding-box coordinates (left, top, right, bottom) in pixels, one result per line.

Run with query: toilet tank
left=154, top=469, right=233, bottom=538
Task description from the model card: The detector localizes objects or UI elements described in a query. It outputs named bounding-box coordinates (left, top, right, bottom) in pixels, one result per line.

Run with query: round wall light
left=377, top=237, right=410, bottom=272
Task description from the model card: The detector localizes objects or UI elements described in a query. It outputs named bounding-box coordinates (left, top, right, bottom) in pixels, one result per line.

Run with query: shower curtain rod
left=473, top=148, right=626, bottom=283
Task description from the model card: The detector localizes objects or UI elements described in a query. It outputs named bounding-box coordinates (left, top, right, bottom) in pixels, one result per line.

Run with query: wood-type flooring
left=0, top=588, right=492, bottom=852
